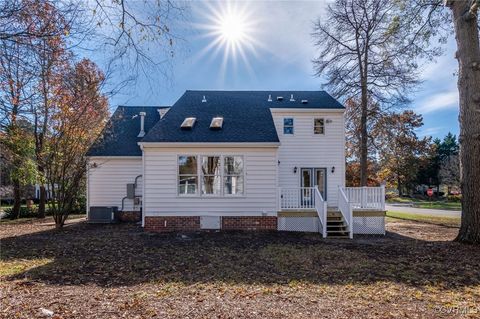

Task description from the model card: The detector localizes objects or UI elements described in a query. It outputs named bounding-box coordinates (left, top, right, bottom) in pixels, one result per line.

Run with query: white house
left=87, top=90, right=385, bottom=238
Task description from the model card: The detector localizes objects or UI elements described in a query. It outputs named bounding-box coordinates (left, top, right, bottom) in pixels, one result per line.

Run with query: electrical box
left=126, top=183, right=135, bottom=199
left=200, top=216, right=221, bottom=230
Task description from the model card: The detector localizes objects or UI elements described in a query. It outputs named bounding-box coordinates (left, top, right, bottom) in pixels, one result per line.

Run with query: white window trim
left=177, top=154, right=246, bottom=197
left=283, top=117, right=295, bottom=135
left=313, top=117, right=325, bottom=135
left=177, top=155, right=199, bottom=197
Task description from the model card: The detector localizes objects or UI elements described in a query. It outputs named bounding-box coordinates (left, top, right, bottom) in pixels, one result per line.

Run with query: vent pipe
left=138, top=112, right=146, bottom=137
left=202, top=95, right=207, bottom=103
left=290, top=94, right=295, bottom=102
left=268, top=94, right=272, bottom=102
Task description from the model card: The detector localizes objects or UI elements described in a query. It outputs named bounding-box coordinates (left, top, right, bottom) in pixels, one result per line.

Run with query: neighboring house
left=87, top=90, right=385, bottom=237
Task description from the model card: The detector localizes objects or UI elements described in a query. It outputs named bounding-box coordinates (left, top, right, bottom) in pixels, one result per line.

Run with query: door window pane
left=315, top=168, right=326, bottom=199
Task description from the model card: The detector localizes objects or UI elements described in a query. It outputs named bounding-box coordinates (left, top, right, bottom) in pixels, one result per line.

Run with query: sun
left=218, top=13, right=246, bottom=44
left=195, top=1, right=261, bottom=73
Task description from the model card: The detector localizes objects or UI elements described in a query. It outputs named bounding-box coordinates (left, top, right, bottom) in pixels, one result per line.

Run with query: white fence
left=342, top=186, right=385, bottom=210
left=338, top=187, right=353, bottom=239
left=314, top=188, right=327, bottom=238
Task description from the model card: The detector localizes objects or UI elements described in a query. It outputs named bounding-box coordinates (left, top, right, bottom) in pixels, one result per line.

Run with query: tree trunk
left=12, top=179, right=21, bottom=219
left=450, top=2, right=480, bottom=244
left=38, top=185, right=46, bottom=218
left=359, top=79, right=369, bottom=186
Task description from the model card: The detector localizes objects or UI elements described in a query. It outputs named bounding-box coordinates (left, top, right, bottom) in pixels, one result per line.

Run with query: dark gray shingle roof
left=88, top=90, right=344, bottom=155
left=87, top=106, right=169, bottom=156
left=141, top=90, right=343, bottom=143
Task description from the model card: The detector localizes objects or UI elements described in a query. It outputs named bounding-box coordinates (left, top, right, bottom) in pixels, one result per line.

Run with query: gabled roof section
left=140, top=91, right=283, bottom=143
left=87, top=106, right=169, bottom=156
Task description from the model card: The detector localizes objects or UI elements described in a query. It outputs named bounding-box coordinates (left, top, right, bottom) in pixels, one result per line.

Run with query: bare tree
left=312, top=0, right=445, bottom=186
left=439, top=154, right=460, bottom=196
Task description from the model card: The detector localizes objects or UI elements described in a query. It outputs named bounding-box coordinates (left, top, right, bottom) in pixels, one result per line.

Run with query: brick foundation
left=222, top=216, right=277, bottom=231
left=117, top=211, right=141, bottom=223
left=144, top=216, right=278, bottom=232
left=144, top=216, right=201, bottom=232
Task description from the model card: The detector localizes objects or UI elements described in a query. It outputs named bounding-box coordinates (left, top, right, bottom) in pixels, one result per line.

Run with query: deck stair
left=326, top=210, right=350, bottom=238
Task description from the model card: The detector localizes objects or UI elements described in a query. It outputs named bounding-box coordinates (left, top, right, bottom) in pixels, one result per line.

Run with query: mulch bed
left=1, top=217, right=479, bottom=318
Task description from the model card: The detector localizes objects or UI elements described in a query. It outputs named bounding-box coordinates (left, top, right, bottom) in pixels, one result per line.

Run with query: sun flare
left=196, top=1, right=261, bottom=73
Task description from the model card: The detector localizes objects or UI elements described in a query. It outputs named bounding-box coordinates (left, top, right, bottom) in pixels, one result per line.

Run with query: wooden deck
left=278, top=208, right=386, bottom=218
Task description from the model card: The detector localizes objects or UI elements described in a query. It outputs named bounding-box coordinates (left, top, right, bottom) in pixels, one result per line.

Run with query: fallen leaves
left=0, top=217, right=479, bottom=318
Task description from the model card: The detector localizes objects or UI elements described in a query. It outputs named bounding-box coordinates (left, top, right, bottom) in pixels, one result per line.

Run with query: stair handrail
left=338, top=187, right=353, bottom=239
left=314, top=187, right=327, bottom=238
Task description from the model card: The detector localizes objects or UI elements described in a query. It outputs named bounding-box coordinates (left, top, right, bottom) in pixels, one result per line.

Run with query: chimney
left=138, top=112, right=146, bottom=137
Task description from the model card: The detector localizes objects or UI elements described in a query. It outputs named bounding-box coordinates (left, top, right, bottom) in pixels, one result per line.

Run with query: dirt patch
left=1, top=217, right=479, bottom=318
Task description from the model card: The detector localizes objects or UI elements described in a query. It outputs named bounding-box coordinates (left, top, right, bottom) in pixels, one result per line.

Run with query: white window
left=224, top=156, right=244, bottom=195
left=314, top=118, right=325, bottom=135
left=178, top=156, right=198, bottom=195
left=201, top=156, right=221, bottom=195
left=283, top=118, right=294, bottom=134
left=178, top=155, right=244, bottom=196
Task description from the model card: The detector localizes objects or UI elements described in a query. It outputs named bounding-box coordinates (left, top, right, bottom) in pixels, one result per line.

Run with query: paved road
left=386, top=204, right=461, bottom=218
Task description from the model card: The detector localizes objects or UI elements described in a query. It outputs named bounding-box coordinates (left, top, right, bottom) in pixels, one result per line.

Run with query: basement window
left=181, top=117, right=196, bottom=129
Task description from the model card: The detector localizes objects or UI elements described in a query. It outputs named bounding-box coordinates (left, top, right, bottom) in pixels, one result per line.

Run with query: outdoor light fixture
left=331, top=166, right=335, bottom=173
left=294, top=167, right=298, bottom=174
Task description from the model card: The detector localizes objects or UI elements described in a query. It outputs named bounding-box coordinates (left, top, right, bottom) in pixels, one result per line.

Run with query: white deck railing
left=279, top=187, right=317, bottom=210
left=338, top=187, right=353, bottom=239
left=314, top=188, right=327, bottom=238
left=342, top=186, right=385, bottom=210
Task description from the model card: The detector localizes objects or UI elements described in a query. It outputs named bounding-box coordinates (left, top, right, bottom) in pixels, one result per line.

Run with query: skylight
left=181, top=117, right=196, bottom=129
left=210, top=117, right=223, bottom=130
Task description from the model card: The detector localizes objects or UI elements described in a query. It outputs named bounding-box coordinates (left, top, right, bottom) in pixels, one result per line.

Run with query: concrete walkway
left=386, top=204, right=461, bottom=218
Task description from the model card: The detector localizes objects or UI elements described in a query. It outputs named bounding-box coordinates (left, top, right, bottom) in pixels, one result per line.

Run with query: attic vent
left=301, top=99, right=308, bottom=104
left=181, top=117, right=196, bottom=129
left=202, top=95, right=207, bottom=103
left=158, top=108, right=170, bottom=119
left=290, top=94, right=295, bottom=102
left=210, top=117, right=223, bottom=130
left=267, top=94, right=272, bottom=102
left=277, top=96, right=284, bottom=101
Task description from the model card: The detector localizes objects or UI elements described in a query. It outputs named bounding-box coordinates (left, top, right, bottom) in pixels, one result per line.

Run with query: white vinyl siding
left=87, top=157, right=142, bottom=212
left=143, top=147, right=278, bottom=216
left=272, top=110, right=345, bottom=206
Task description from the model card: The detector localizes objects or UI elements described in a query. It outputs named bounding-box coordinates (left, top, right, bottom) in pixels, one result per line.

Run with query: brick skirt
left=144, top=216, right=277, bottom=232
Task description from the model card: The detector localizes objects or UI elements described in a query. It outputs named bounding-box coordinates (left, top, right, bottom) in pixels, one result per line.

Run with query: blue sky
left=106, top=0, right=460, bottom=140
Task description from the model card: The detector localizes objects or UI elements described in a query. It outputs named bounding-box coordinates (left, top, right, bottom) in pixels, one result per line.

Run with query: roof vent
left=181, top=117, right=196, bottom=129
left=301, top=99, right=308, bottom=104
left=276, top=96, right=284, bottom=101
left=267, top=94, right=272, bottom=102
left=158, top=108, right=170, bottom=119
left=290, top=94, right=295, bottom=102
left=137, top=112, right=146, bottom=137
left=202, top=95, right=207, bottom=103
left=210, top=117, right=223, bottom=130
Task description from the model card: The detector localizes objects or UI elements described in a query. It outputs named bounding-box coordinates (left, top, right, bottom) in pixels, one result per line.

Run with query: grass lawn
left=386, top=211, right=461, bottom=228
left=387, top=197, right=462, bottom=211
left=1, top=217, right=479, bottom=318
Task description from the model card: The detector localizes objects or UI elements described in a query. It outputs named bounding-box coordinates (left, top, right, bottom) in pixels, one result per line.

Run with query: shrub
left=2, top=206, right=38, bottom=219
left=447, top=194, right=462, bottom=202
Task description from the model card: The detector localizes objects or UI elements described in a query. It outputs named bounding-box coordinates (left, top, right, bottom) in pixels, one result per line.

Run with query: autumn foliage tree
left=44, top=59, right=108, bottom=227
